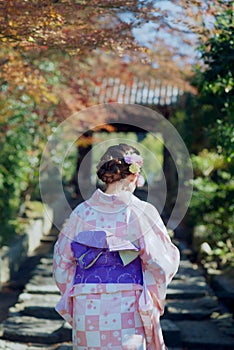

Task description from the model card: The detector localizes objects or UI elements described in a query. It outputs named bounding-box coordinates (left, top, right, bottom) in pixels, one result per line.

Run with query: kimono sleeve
left=138, top=202, right=180, bottom=311
left=53, top=211, right=80, bottom=295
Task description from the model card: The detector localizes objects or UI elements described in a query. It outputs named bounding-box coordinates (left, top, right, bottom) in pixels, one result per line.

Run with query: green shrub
left=0, top=108, right=42, bottom=245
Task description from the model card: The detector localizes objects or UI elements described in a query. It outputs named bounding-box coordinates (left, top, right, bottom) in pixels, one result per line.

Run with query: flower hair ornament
left=124, top=154, right=145, bottom=187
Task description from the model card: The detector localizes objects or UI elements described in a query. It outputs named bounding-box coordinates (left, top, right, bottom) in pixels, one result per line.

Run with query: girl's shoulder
left=131, top=194, right=159, bottom=215
left=70, top=201, right=87, bottom=217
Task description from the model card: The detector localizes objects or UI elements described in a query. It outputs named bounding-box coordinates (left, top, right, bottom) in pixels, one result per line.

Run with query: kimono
left=53, top=189, right=180, bottom=350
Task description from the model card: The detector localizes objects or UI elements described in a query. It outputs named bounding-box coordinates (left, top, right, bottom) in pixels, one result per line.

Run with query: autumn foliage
left=0, top=0, right=233, bottom=245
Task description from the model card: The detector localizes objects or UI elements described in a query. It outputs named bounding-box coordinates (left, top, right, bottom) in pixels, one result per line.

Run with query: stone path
left=0, top=229, right=233, bottom=350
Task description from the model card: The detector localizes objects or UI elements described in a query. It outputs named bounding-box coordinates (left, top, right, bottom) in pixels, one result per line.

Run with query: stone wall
left=0, top=205, right=53, bottom=287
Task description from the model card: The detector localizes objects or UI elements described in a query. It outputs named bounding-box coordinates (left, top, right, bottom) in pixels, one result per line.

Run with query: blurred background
left=0, top=0, right=233, bottom=339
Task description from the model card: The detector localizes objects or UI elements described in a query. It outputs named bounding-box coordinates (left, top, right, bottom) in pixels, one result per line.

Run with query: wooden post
left=72, top=131, right=93, bottom=196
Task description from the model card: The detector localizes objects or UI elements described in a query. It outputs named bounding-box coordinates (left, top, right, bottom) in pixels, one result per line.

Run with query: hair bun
left=97, top=158, right=123, bottom=184
left=96, top=144, right=141, bottom=184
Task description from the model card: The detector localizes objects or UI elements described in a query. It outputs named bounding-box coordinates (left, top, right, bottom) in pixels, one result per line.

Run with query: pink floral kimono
left=53, top=189, right=180, bottom=350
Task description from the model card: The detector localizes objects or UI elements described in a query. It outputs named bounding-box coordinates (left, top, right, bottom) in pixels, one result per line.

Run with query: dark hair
left=96, top=143, right=140, bottom=184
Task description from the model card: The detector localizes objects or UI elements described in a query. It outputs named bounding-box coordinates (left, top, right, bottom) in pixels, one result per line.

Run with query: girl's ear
left=129, top=174, right=137, bottom=182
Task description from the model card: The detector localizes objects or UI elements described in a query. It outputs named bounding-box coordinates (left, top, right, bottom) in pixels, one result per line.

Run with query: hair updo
left=96, top=143, right=141, bottom=184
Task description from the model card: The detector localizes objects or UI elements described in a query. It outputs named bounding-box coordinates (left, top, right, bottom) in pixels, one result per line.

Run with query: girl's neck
left=105, top=177, right=136, bottom=194
left=105, top=181, right=123, bottom=194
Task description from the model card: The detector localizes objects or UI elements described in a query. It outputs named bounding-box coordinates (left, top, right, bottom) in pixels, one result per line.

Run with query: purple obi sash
left=71, top=231, right=143, bottom=285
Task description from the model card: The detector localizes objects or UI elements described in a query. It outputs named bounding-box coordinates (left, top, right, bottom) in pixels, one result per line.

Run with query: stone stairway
left=0, top=231, right=233, bottom=350
left=162, top=258, right=234, bottom=349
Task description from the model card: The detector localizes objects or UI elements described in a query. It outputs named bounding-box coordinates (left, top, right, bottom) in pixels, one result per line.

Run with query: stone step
left=19, top=292, right=60, bottom=304
left=43, top=253, right=54, bottom=259
left=175, top=320, right=234, bottom=349
left=176, top=260, right=203, bottom=279
left=0, top=316, right=72, bottom=344
left=161, top=319, right=182, bottom=347
left=25, top=283, right=59, bottom=295
left=29, top=275, right=55, bottom=285
left=167, top=276, right=211, bottom=299
left=164, top=296, right=220, bottom=320
left=212, top=313, right=234, bottom=339
left=24, top=275, right=59, bottom=294
left=32, top=263, right=53, bottom=278
left=49, top=343, right=73, bottom=350
left=39, top=257, right=54, bottom=265
left=23, top=306, right=60, bottom=320
left=40, top=235, right=57, bottom=243
left=167, top=287, right=208, bottom=299
left=32, top=267, right=53, bottom=278
left=53, top=344, right=73, bottom=350
left=9, top=293, right=61, bottom=320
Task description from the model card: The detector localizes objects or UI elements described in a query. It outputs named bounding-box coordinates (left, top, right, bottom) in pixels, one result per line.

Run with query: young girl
left=53, top=143, right=180, bottom=350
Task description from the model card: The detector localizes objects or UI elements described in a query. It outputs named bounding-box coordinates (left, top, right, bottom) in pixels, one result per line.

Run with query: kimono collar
left=86, top=188, right=134, bottom=213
